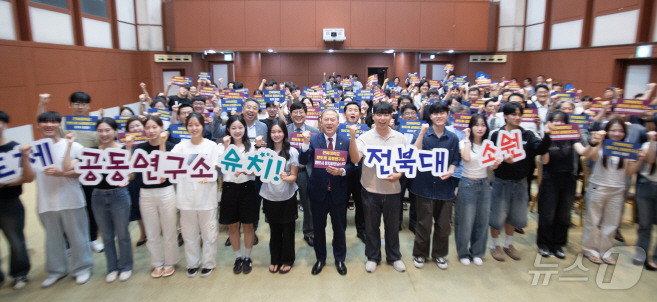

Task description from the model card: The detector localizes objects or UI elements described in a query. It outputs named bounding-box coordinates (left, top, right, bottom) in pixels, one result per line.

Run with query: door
left=163, top=70, right=182, bottom=96
left=367, top=67, right=388, bottom=86
left=624, top=65, right=651, bottom=99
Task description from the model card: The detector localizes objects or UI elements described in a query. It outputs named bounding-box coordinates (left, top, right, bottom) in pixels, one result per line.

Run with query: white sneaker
left=435, top=257, right=448, bottom=270
left=91, top=240, right=104, bottom=253
left=392, top=260, right=406, bottom=273
left=365, top=261, right=377, bottom=273
left=105, top=271, right=118, bottom=283
left=13, top=276, right=28, bottom=290
left=460, top=258, right=471, bottom=266
left=75, top=272, right=91, bottom=285
left=41, top=274, right=66, bottom=288
left=473, top=257, right=483, bottom=266
left=119, top=270, right=132, bottom=282
left=413, top=257, right=425, bottom=269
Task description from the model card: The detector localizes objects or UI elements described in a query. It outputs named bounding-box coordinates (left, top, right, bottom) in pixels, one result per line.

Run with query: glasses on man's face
left=71, top=102, right=89, bottom=107
left=403, top=112, right=417, bottom=117
left=292, top=111, right=305, bottom=116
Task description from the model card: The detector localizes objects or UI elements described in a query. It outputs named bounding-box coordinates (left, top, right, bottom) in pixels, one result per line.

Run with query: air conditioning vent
left=469, top=55, right=507, bottom=63
left=323, top=28, right=346, bottom=42
left=154, top=54, right=193, bottom=63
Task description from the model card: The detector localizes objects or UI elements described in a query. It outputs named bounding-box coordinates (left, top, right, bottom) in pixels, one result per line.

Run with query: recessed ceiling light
left=267, top=49, right=274, bottom=53
left=430, top=54, right=435, bottom=59
left=384, top=49, right=395, bottom=54
left=329, top=49, right=334, bottom=53
left=448, top=49, right=454, bottom=53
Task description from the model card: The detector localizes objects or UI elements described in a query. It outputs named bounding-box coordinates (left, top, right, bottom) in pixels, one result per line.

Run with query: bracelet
left=589, top=141, right=599, bottom=147
left=463, top=140, right=471, bottom=144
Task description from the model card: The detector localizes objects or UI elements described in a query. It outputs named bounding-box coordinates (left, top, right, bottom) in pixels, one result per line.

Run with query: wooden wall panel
left=280, top=0, right=316, bottom=48
left=551, top=0, right=587, bottom=23
left=244, top=1, right=281, bottom=48
left=209, top=1, right=246, bottom=47
left=419, top=2, right=454, bottom=49
left=593, top=0, right=641, bottom=16
left=454, top=1, right=490, bottom=50
left=350, top=1, right=386, bottom=49
left=314, top=1, right=351, bottom=49
left=170, top=0, right=210, bottom=49
left=385, top=1, right=421, bottom=49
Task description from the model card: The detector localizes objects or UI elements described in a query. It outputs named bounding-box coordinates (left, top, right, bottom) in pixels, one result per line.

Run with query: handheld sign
left=264, top=90, right=285, bottom=103
left=507, top=82, right=521, bottom=91
left=550, top=124, right=580, bottom=141
left=552, top=92, right=575, bottom=102
left=398, top=120, right=426, bottom=134
left=356, top=89, right=374, bottom=101
left=118, top=131, right=148, bottom=145
left=306, top=106, right=320, bottom=123
left=114, top=115, right=137, bottom=129
left=429, top=80, right=441, bottom=89
left=198, top=72, right=211, bottom=81
left=147, top=108, right=172, bottom=121
left=343, top=91, right=356, bottom=99
left=289, top=132, right=308, bottom=149
left=444, top=64, right=454, bottom=72
left=324, top=102, right=339, bottom=112
left=314, top=149, right=348, bottom=169
left=325, top=89, right=339, bottom=99
left=253, top=96, right=266, bottom=110
left=373, top=89, right=385, bottom=102
left=521, top=108, right=538, bottom=123
left=221, top=99, right=243, bottom=112
left=613, top=99, right=649, bottom=115
left=171, top=76, right=192, bottom=86
left=469, top=99, right=486, bottom=111
left=568, top=114, right=590, bottom=129
left=453, top=76, right=467, bottom=87
left=64, top=116, right=98, bottom=131
left=475, top=78, right=492, bottom=87
left=340, top=78, right=353, bottom=87
left=199, top=86, right=217, bottom=98
left=452, top=114, right=472, bottom=130
left=367, top=75, right=378, bottom=86
left=496, top=129, right=526, bottom=162
left=233, top=88, right=249, bottom=98
left=305, top=90, right=324, bottom=102
left=408, top=74, right=420, bottom=85
left=479, top=140, right=501, bottom=168
left=202, top=112, right=214, bottom=126
left=338, top=123, right=369, bottom=139
left=602, top=139, right=640, bottom=160
left=220, top=90, right=245, bottom=99
left=169, top=125, right=191, bottom=139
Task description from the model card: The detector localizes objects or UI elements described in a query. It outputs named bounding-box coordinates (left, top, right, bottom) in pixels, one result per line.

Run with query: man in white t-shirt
left=34, top=111, right=93, bottom=288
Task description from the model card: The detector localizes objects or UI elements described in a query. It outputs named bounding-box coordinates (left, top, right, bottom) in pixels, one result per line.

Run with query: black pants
left=399, top=176, right=417, bottom=230
left=82, top=185, right=98, bottom=241
left=312, top=191, right=347, bottom=262
left=537, top=173, right=576, bottom=250
left=0, top=198, right=31, bottom=279
left=347, top=166, right=365, bottom=235
left=263, top=197, right=297, bottom=266
left=413, top=196, right=452, bottom=259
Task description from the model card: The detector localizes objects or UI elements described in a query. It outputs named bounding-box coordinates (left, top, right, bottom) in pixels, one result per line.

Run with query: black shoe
left=136, top=238, right=147, bottom=247
left=186, top=267, right=198, bottom=278
left=304, top=235, right=314, bottom=247
left=178, top=233, right=184, bottom=247
left=233, top=258, right=243, bottom=274
left=335, top=261, right=347, bottom=275
left=409, top=226, right=416, bottom=235
left=253, top=234, right=259, bottom=246
left=242, top=258, right=253, bottom=274
left=538, top=248, right=551, bottom=258
left=225, top=238, right=231, bottom=246
left=514, top=227, right=525, bottom=234
left=357, top=233, right=366, bottom=243
left=403, top=203, right=409, bottom=211
left=311, top=261, right=325, bottom=275
left=645, top=262, right=657, bottom=271
left=552, top=248, right=566, bottom=259
left=614, top=231, right=625, bottom=243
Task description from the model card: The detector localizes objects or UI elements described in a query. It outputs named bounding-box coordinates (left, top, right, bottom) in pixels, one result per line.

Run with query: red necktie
left=328, top=137, right=333, bottom=189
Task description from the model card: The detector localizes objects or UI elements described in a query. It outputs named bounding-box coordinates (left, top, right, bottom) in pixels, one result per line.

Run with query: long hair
left=266, top=119, right=290, bottom=161
left=602, top=118, right=626, bottom=170
left=225, top=115, right=252, bottom=151
left=467, top=113, right=489, bottom=151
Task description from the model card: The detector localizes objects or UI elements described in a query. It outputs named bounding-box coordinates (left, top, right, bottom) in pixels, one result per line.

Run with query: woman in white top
left=217, top=115, right=259, bottom=275
left=171, top=113, right=219, bottom=278
left=455, top=113, right=502, bottom=266
left=627, top=131, right=657, bottom=270
left=260, top=119, right=299, bottom=274
left=580, top=119, right=629, bottom=265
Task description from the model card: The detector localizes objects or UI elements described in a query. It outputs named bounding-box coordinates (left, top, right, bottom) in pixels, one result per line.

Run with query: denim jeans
left=455, top=177, right=491, bottom=259
left=636, top=178, right=657, bottom=263
left=0, top=198, right=30, bottom=278
left=361, top=188, right=402, bottom=263
left=39, top=208, right=93, bottom=277
left=490, top=177, right=528, bottom=230
left=92, top=187, right=133, bottom=273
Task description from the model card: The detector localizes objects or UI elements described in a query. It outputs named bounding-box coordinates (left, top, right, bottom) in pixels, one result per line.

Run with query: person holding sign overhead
left=349, top=101, right=407, bottom=273
left=580, top=119, right=631, bottom=265
left=299, top=108, right=353, bottom=276
left=287, top=102, right=319, bottom=247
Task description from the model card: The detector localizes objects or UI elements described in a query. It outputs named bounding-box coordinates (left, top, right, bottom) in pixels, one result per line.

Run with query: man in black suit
left=299, top=109, right=353, bottom=275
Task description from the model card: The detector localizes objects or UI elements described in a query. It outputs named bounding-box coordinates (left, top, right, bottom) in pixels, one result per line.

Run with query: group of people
left=1, top=73, right=656, bottom=291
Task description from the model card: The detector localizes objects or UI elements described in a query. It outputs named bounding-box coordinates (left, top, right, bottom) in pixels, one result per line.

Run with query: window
left=31, top=0, right=67, bottom=9
left=81, top=0, right=107, bottom=18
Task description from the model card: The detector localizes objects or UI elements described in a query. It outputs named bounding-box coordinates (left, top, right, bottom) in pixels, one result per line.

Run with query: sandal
left=586, top=255, right=603, bottom=264
left=269, top=265, right=279, bottom=273
left=602, top=257, right=616, bottom=265
left=279, top=264, right=292, bottom=274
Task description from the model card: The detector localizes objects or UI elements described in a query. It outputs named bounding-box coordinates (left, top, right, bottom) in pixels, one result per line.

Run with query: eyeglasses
left=71, top=102, right=89, bottom=107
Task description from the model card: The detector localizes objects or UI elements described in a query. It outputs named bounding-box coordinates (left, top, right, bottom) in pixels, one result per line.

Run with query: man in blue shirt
left=410, top=102, right=460, bottom=270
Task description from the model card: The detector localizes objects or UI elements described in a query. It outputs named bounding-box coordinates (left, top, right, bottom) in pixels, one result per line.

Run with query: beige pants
left=581, top=184, right=625, bottom=258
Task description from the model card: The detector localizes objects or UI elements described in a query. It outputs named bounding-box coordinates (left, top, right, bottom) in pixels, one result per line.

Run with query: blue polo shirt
left=410, top=126, right=461, bottom=200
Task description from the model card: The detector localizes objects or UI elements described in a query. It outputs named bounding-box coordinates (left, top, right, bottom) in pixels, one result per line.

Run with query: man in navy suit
left=287, top=102, right=320, bottom=247
left=299, top=109, right=353, bottom=276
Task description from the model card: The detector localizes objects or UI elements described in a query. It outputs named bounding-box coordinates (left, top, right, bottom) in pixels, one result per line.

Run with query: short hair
left=265, top=102, right=276, bottom=109
left=328, top=75, right=335, bottom=80
left=343, top=86, right=353, bottom=92
left=191, top=96, right=206, bottom=104
left=384, top=88, right=392, bottom=98
left=185, top=112, right=205, bottom=130
left=468, top=87, right=481, bottom=95
left=525, top=77, right=532, bottom=83
left=344, top=101, right=360, bottom=112
left=555, top=100, right=575, bottom=110
left=320, top=108, right=338, bottom=120
left=508, top=93, right=525, bottom=102
left=548, top=110, right=569, bottom=124
left=535, top=84, right=550, bottom=93
left=233, top=82, right=244, bottom=89
left=552, top=82, right=562, bottom=87
left=450, top=104, right=468, bottom=115
left=484, top=99, right=496, bottom=107
left=70, top=91, right=91, bottom=104
left=372, top=101, right=393, bottom=115
left=243, top=98, right=259, bottom=108
left=0, top=111, right=9, bottom=123
left=429, top=102, right=449, bottom=114
left=126, top=116, right=145, bottom=129
left=428, top=88, right=440, bottom=96
left=151, top=99, right=167, bottom=108
left=581, top=95, right=593, bottom=102
left=253, top=89, right=264, bottom=96
left=400, top=104, right=418, bottom=115
left=503, top=102, right=523, bottom=116
left=37, top=111, right=62, bottom=123
left=289, top=84, right=300, bottom=92
left=178, top=104, right=193, bottom=116
left=265, top=80, right=277, bottom=87
left=96, top=117, right=118, bottom=131
left=289, top=101, right=307, bottom=113
left=120, top=106, right=135, bottom=115
left=353, top=74, right=359, bottom=78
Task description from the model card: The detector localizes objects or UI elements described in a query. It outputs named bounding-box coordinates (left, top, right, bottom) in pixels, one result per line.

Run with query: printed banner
left=367, top=75, right=378, bottom=86
left=496, top=129, right=526, bottom=162
left=221, top=99, right=243, bottom=112
left=568, top=114, right=590, bottom=129
left=550, top=124, right=580, bottom=141
left=199, top=86, right=218, bottom=98
left=147, top=108, right=172, bottom=121
left=602, top=139, right=640, bottom=160
left=444, top=64, right=454, bottom=72
left=171, top=76, right=193, bottom=86
left=314, top=149, right=348, bottom=169
left=0, top=138, right=56, bottom=184
left=521, top=108, right=538, bottom=123
left=362, top=145, right=448, bottom=178
left=264, top=90, right=285, bottom=103
left=338, top=123, right=369, bottom=139
left=118, top=131, right=148, bottom=145
left=398, top=120, right=426, bottom=134
left=469, top=99, right=486, bottom=111
left=64, top=116, right=99, bottom=131
left=169, top=125, right=191, bottom=139
left=453, top=114, right=472, bottom=130
left=613, top=99, right=649, bottom=115
left=198, top=72, right=211, bottom=81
